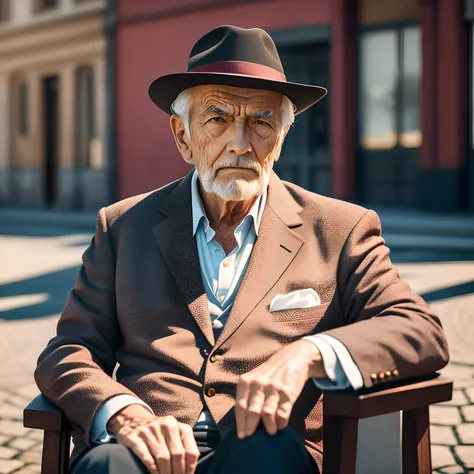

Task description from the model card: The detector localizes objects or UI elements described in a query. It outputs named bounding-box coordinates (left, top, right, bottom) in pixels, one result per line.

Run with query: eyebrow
left=205, top=105, right=230, bottom=116
left=250, top=110, right=273, bottom=119
left=204, top=105, right=274, bottom=119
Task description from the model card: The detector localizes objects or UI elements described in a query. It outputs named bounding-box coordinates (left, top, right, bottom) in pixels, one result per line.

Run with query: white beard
left=199, top=156, right=271, bottom=201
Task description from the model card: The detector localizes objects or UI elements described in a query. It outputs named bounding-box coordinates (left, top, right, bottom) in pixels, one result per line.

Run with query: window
left=35, top=0, right=59, bottom=12
left=76, top=67, right=96, bottom=167
left=360, top=25, right=421, bottom=150
left=0, top=0, right=10, bottom=23
left=18, top=81, right=28, bottom=136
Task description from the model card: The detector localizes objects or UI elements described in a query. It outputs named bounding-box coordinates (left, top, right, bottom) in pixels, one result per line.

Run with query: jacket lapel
left=152, top=173, right=215, bottom=346
left=215, top=173, right=305, bottom=349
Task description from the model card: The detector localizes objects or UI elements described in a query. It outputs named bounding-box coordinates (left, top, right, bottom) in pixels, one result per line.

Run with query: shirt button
left=206, top=387, right=216, bottom=397
left=223, top=259, right=231, bottom=267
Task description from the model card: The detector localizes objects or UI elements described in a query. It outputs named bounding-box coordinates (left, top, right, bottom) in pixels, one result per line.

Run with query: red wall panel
left=116, top=0, right=330, bottom=199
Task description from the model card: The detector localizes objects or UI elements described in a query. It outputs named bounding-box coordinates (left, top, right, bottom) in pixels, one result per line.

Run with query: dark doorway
left=275, top=42, right=331, bottom=196
left=43, top=76, right=59, bottom=207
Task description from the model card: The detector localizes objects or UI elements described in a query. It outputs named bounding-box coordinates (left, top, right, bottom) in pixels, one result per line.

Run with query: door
left=357, top=25, right=421, bottom=207
left=43, top=76, right=59, bottom=207
left=275, top=42, right=331, bottom=196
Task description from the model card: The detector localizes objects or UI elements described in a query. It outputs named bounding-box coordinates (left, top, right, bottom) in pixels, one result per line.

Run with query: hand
left=107, top=405, right=200, bottom=474
left=235, top=339, right=325, bottom=439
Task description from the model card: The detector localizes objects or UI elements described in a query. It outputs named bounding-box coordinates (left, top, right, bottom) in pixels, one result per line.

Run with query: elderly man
left=35, top=26, right=449, bottom=474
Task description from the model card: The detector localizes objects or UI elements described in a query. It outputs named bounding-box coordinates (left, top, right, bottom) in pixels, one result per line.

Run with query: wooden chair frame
left=24, top=374, right=452, bottom=474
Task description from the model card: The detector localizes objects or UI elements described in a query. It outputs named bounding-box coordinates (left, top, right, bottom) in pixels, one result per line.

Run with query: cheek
left=253, top=134, right=281, bottom=167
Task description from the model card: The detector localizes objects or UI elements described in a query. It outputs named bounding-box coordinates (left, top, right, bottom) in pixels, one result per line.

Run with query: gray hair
left=171, top=87, right=296, bottom=139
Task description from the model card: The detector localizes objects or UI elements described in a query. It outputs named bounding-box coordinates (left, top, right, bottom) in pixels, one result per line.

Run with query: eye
left=210, top=116, right=226, bottom=123
left=255, top=119, right=270, bottom=126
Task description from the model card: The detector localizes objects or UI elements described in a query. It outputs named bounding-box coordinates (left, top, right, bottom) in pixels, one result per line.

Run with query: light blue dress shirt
left=90, top=170, right=363, bottom=443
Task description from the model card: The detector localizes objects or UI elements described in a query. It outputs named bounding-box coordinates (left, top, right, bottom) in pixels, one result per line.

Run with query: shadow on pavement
left=420, top=280, right=474, bottom=304
left=0, top=266, right=80, bottom=321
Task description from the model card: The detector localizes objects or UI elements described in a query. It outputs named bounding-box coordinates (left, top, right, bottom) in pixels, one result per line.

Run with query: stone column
left=0, top=73, right=11, bottom=203
left=57, top=64, right=77, bottom=208
left=330, top=0, right=358, bottom=201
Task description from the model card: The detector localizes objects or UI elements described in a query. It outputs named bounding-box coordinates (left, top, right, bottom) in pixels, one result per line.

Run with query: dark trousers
left=70, top=424, right=319, bottom=474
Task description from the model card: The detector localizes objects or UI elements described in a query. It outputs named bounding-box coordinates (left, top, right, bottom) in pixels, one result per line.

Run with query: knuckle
left=261, top=408, right=275, bottom=416
left=170, top=449, right=185, bottom=458
left=156, top=453, right=171, bottom=463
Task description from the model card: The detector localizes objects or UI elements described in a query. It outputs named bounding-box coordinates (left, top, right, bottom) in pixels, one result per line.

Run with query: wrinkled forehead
left=190, top=84, right=283, bottom=116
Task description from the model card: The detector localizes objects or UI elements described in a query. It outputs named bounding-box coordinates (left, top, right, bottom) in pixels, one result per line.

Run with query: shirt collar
left=191, top=169, right=267, bottom=238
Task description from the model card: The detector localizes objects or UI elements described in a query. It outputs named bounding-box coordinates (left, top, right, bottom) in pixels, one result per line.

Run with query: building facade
left=116, top=0, right=472, bottom=212
left=0, top=0, right=109, bottom=209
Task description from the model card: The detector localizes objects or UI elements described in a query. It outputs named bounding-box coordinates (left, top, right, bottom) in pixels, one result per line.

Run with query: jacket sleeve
left=34, top=207, right=140, bottom=446
left=322, top=210, right=450, bottom=389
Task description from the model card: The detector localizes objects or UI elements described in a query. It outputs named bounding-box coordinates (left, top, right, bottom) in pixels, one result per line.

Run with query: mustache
left=213, top=156, right=259, bottom=173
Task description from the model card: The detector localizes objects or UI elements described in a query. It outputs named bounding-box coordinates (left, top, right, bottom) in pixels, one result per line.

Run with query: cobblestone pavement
left=0, top=227, right=473, bottom=473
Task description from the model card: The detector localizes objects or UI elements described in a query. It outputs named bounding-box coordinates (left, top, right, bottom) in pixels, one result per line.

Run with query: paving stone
left=456, top=423, right=474, bottom=444
left=25, top=464, right=41, bottom=473
left=18, top=451, right=41, bottom=464
left=7, top=438, right=39, bottom=451
left=14, top=469, right=41, bottom=474
left=25, top=431, right=43, bottom=442
left=440, top=465, right=467, bottom=473
left=13, top=385, right=39, bottom=402
left=440, top=389, right=469, bottom=407
left=466, top=387, right=474, bottom=404
left=454, top=445, right=474, bottom=468
left=431, top=425, right=458, bottom=445
left=31, top=443, right=41, bottom=453
left=0, top=459, right=24, bottom=474
left=431, top=405, right=462, bottom=425
left=449, top=379, right=474, bottom=389
left=431, top=445, right=457, bottom=469
left=0, top=435, right=10, bottom=446
left=6, top=396, right=31, bottom=410
left=0, top=421, right=28, bottom=438
left=462, top=405, right=474, bottom=422
left=0, top=403, right=24, bottom=421
left=0, top=446, right=18, bottom=460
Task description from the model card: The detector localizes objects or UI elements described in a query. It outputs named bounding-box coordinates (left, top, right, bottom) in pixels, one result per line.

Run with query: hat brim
left=148, top=72, right=327, bottom=116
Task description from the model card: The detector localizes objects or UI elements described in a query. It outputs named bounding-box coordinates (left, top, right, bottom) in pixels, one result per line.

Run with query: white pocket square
left=270, top=288, right=321, bottom=312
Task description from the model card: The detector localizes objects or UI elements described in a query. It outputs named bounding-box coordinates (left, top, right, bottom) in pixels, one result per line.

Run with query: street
left=0, top=223, right=473, bottom=473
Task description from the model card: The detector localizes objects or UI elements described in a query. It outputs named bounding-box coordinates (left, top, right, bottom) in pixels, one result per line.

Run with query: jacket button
left=370, top=373, right=378, bottom=380
left=393, top=369, right=399, bottom=377
left=206, top=387, right=216, bottom=397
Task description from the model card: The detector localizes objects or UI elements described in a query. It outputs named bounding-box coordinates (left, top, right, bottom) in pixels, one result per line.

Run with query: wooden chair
left=24, top=373, right=452, bottom=474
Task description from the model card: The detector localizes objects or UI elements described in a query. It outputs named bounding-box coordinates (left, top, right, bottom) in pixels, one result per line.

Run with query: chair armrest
left=323, top=373, right=453, bottom=418
left=24, top=394, right=67, bottom=432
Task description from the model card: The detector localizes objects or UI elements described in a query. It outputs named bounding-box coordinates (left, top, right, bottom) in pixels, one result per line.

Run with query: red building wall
left=115, top=0, right=331, bottom=199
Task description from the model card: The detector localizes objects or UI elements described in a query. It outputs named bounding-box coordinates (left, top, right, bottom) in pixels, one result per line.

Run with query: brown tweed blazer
left=34, top=171, right=449, bottom=471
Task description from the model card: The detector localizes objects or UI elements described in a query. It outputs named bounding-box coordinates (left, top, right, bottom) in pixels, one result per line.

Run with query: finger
left=161, top=419, right=186, bottom=474
left=148, top=428, right=171, bottom=474
left=180, top=423, right=200, bottom=474
left=275, top=400, right=293, bottom=430
left=235, top=376, right=250, bottom=438
left=244, top=382, right=266, bottom=438
left=127, top=437, right=160, bottom=474
left=260, top=390, right=280, bottom=436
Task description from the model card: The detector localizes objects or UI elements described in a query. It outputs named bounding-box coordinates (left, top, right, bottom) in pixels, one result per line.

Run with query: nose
left=226, top=121, right=252, bottom=156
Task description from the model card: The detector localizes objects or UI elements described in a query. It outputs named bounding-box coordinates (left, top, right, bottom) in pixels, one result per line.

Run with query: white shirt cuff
left=303, top=334, right=364, bottom=391
left=91, top=395, right=154, bottom=444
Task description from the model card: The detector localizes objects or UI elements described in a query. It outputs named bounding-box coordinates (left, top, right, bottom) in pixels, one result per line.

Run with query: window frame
left=34, top=0, right=59, bottom=13
left=18, top=81, right=28, bottom=137
left=0, top=0, right=10, bottom=23
left=357, top=20, right=421, bottom=151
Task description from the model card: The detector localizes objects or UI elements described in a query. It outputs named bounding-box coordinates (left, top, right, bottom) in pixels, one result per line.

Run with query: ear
left=170, top=115, right=193, bottom=163
left=273, top=128, right=289, bottom=163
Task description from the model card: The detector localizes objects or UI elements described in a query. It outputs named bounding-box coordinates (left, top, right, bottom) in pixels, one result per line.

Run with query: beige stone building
left=0, top=0, right=108, bottom=209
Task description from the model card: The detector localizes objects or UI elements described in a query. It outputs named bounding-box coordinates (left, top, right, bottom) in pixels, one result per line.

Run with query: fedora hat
left=148, top=25, right=327, bottom=115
